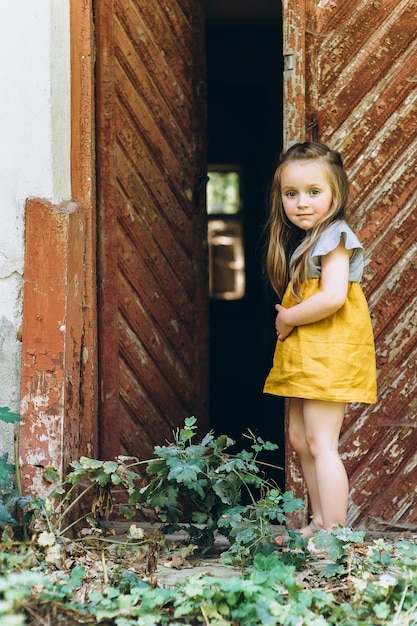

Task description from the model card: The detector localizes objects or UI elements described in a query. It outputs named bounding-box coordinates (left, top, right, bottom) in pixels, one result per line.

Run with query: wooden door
left=285, top=0, right=417, bottom=529
left=95, top=0, right=208, bottom=460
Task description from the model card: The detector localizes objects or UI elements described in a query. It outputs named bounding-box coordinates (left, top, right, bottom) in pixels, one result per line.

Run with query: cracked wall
left=0, top=1, right=70, bottom=463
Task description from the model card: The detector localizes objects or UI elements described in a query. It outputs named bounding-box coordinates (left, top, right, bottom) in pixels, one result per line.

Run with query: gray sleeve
left=312, top=221, right=363, bottom=257
left=309, top=221, right=364, bottom=282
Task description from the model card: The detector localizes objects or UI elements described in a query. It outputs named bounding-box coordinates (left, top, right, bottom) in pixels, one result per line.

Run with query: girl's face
left=280, top=160, right=333, bottom=231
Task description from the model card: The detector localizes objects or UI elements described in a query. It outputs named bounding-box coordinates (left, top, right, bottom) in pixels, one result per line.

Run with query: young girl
left=263, top=141, right=377, bottom=548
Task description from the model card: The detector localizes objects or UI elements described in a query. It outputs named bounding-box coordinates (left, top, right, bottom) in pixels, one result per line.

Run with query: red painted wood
left=19, top=3, right=98, bottom=497
left=19, top=200, right=87, bottom=494
left=286, top=0, right=417, bottom=530
left=95, top=0, right=209, bottom=461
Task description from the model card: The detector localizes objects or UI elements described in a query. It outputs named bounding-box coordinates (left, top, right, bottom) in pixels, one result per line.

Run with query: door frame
left=19, top=0, right=302, bottom=497
left=18, top=0, right=98, bottom=496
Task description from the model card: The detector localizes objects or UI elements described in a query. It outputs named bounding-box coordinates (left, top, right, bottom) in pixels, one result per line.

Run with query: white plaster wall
left=0, top=1, right=71, bottom=458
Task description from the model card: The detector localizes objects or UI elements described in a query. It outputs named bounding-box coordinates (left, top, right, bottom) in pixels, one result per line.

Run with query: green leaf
left=200, top=432, right=215, bottom=447
left=184, top=415, right=197, bottom=429
left=319, top=562, right=345, bottom=578
left=147, top=484, right=178, bottom=509
left=146, top=457, right=171, bottom=476
left=281, top=490, right=304, bottom=512
left=233, top=526, right=259, bottom=544
left=213, top=434, right=234, bottom=452
left=128, top=488, right=142, bottom=504
left=96, top=471, right=112, bottom=487
left=374, top=601, right=391, bottom=619
left=79, top=457, right=104, bottom=469
left=212, top=479, right=239, bottom=505
left=118, top=504, right=136, bottom=520
left=88, top=589, right=104, bottom=603
left=111, top=473, right=122, bottom=485
left=43, top=465, right=60, bottom=484
left=4, top=490, right=31, bottom=510
left=166, top=460, right=202, bottom=485
left=313, top=532, right=344, bottom=561
left=335, top=526, right=365, bottom=544
left=0, top=453, right=14, bottom=489
left=103, top=461, right=119, bottom=474
left=70, top=565, right=85, bottom=587
left=191, top=511, right=209, bottom=524
left=179, top=427, right=194, bottom=442
left=262, top=440, right=279, bottom=451
left=0, top=499, right=17, bottom=529
left=380, top=551, right=393, bottom=567
left=184, top=443, right=207, bottom=459
left=394, top=541, right=417, bottom=563
left=235, top=449, right=253, bottom=461
left=0, top=407, right=20, bottom=423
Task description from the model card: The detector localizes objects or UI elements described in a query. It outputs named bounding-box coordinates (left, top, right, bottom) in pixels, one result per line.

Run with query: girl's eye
left=286, top=191, right=297, bottom=198
left=310, top=189, right=320, bottom=196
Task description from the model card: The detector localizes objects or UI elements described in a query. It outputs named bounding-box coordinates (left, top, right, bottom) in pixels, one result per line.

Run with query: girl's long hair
left=265, top=142, right=350, bottom=301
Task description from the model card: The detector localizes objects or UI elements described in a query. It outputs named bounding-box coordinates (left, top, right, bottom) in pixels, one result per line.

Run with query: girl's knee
left=289, top=428, right=309, bottom=455
left=305, top=435, right=340, bottom=459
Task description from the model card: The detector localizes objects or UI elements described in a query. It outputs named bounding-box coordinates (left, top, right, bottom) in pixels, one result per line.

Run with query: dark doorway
left=206, top=2, right=285, bottom=488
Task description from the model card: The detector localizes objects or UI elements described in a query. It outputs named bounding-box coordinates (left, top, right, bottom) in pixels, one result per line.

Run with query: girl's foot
left=306, top=520, right=333, bottom=557
left=274, top=519, right=322, bottom=547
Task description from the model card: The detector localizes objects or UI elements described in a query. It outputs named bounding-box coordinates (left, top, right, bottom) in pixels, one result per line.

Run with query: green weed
left=0, top=411, right=416, bottom=625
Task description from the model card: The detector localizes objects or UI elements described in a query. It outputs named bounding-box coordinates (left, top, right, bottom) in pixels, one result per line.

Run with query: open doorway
left=206, top=1, right=285, bottom=488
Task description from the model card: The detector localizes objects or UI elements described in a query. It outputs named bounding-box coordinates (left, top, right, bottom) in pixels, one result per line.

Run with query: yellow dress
left=263, top=221, right=377, bottom=404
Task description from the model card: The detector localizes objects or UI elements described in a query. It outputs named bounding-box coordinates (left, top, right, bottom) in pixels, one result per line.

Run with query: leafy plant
left=310, top=526, right=367, bottom=578
left=0, top=407, right=20, bottom=424
left=61, top=456, right=140, bottom=530
left=130, top=416, right=301, bottom=555
left=3, top=535, right=417, bottom=626
left=218, top=488, right=303, bottom=563
left=0, top=408, right=32, bottom=538
left=2, top=411, right=417, bottom=624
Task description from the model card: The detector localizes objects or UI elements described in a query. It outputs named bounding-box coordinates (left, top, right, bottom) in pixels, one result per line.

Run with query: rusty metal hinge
left=307, top=116, right=318, bottom=142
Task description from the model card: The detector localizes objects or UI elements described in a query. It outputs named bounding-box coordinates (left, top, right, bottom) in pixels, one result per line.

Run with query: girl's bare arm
left=276, top=242, right=350, bottom=341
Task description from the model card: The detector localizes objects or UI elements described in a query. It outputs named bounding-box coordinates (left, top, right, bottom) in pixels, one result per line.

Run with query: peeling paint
left=19, top=198, right=89, bottom=497
left=285, top=0, right=417, bottom=530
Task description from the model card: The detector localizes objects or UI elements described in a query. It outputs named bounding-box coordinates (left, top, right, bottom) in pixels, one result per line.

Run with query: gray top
left=291, top=220, right=364, bottom=282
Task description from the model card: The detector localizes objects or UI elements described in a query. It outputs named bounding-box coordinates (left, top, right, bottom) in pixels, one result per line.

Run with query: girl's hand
left=275, top=242, right=351, bottom=330
left=275, top=304, right=294, bottom=341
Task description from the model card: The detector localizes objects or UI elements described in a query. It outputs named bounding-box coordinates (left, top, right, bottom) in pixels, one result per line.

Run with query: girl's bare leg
left=302, top=399, right=348, bottom=530
left=275, top=398, right=323, bottom=545
left=288, top=398, right=323, bottom=534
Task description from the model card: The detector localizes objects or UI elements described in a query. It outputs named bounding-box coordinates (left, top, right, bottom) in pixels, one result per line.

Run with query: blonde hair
left=265, top=141, right=349, bottom=301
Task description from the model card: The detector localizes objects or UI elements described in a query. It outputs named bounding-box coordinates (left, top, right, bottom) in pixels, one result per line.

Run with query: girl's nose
left=297, top=194, right=308, bottom=207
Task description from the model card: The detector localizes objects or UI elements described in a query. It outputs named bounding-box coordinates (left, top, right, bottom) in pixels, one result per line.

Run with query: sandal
left=307, top=519, right=322, bottom=535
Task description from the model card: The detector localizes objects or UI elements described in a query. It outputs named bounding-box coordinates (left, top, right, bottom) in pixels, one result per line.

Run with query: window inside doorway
left=207, top=167, right=245, bottom=300
left=207, top=170, right=240, bottom=215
